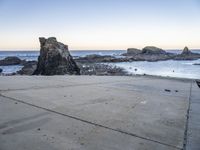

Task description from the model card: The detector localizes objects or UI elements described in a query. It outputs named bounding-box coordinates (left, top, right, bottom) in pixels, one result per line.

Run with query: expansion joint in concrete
left=183, top=81, right=193, bottom=150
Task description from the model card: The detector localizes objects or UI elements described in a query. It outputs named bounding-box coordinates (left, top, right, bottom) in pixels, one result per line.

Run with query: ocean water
left=0, top=50, right=200, bottom=79
left=0, top=50, right=126, bottom=61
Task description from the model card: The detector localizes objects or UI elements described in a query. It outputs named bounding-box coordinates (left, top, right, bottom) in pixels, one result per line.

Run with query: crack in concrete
left=0, top=94, right=182, bottom=150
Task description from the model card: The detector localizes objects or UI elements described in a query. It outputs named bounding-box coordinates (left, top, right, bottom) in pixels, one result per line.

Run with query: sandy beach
left=0, top=75, right=199, bottom=150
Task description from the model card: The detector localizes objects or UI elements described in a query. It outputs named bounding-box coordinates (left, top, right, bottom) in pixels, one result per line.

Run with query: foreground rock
left=33, top=37, right=80, bottom=75
left=175, top=47, right=200, bottom=60
left=0, top=57, right=24, bottom=66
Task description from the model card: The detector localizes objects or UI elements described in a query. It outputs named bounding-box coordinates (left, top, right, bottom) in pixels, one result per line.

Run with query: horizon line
left=1, top=48, right=200, bottom=51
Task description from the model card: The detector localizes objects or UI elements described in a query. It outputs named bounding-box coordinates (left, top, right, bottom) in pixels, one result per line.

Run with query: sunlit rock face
left=33, top=37, right=80, bottom=75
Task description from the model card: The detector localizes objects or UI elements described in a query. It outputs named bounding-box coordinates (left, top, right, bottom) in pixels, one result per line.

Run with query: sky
left=0, top=0, right=200, bottom=50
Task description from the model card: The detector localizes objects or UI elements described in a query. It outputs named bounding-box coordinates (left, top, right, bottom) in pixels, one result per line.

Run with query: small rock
left=37, top=128, right=41, bottom=131
left=165, top=89, right=171, bottom=92
left=193, top=63, right=200, bottom=65
left=0, top=68, right=2, bottom=73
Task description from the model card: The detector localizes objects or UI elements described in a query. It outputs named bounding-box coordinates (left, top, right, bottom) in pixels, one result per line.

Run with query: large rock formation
left=33, top=37, right=80, bottom=75
left=0, top=56, right=23, bottom=66
left=142, top=46, right=166, bottom=55
left=175, top=47, right=200, bottom=60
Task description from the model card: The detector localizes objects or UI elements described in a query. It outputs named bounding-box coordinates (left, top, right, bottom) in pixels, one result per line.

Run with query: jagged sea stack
left=181, top=46, right=192, bottom=55
left=33, top=37, right=80, bottom=75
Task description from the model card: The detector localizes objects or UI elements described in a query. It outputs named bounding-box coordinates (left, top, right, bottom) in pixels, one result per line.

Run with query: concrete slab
left=0, top=96, right=176, bottom=150
left=2, top=85, right=188, bottom=148
left=0, top=76, right=198, bottom=150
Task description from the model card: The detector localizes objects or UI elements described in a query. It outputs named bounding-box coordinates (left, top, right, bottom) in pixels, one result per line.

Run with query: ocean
left=0, top=50, right=200, bottom=79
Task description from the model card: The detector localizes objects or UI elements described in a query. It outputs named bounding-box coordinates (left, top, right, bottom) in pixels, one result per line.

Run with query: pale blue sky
left=0, top=0, right=200, bottom=50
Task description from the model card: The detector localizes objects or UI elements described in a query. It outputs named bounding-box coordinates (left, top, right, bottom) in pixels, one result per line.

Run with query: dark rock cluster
left=78, top=63, right=127, bottom=76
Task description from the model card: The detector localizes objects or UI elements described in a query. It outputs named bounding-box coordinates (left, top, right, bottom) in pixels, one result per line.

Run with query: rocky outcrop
left=33, top=37, right=80, bottom=75
left=76, top=51, right=177, bottom=63
left=0, top=57, right=23, bottom=66
left=142, top=46, right=166, bottom=55
left=131, top=53, right=174, bottom=62
left=75, top=54, right=118, bottom=63
left=175, top=47, right=200, bottom=60
left=193, top=63, right=200, bottom=65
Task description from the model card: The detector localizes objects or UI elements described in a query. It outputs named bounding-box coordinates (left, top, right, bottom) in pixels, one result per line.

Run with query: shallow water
left=0, top=65, right=23, bottom=74
left=108, top=59, right=200, bottom=79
